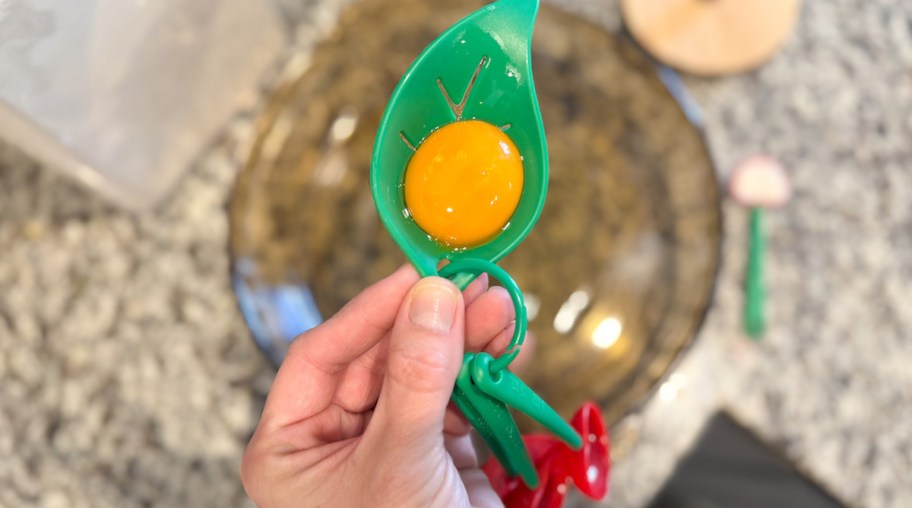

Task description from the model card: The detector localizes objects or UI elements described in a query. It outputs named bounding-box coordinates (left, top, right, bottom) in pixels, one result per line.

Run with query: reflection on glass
left=232, top=258, right=324, bottom=365
left=575, top=305, right=636, bottom=367
left=592, top=316, right=623, bottom=350
left=314, top=109, right=359, bottom=188
left=525, top=292, right=541, bottom=321
left=330, top=108, right=359, bottom=142
left=553, top=289, right=591, bottom=333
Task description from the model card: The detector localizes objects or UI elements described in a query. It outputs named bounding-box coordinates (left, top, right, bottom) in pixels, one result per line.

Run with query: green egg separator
left=371, top=0, right=547, bottom=290
left=370, top=0, right=581, bottom=489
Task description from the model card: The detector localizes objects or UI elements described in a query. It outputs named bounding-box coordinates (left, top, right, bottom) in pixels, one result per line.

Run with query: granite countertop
left=1, top=0, right=910, bottom=507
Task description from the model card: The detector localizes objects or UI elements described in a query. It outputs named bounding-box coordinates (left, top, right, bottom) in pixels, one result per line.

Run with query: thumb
left=369, top=276, right=465, bottom=450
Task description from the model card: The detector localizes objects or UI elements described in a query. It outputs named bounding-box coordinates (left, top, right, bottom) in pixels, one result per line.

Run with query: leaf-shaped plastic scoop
left=371, top=0, right=547, bottom=291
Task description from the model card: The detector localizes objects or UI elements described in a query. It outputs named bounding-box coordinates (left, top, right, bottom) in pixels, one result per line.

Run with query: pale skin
left=241, top=265, right=532, bottom=507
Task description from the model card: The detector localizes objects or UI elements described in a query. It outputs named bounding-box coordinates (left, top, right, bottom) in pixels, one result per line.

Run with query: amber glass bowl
left=228, top=0, right=722, bottom=427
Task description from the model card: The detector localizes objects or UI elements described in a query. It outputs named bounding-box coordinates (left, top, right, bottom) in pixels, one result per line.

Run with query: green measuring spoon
left=729, top=154, right=792, bottom=340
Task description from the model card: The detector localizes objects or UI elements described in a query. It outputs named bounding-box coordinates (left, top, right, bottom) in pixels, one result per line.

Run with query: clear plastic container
left=0, top=0, right=285, bottom=210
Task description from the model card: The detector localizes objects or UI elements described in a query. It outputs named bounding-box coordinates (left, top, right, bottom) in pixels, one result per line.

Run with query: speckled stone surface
left=0, top=0, right=910, bottom=507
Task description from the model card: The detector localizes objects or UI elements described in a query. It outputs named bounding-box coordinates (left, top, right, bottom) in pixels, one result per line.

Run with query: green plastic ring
left=439, top=258, right=526, bottom=371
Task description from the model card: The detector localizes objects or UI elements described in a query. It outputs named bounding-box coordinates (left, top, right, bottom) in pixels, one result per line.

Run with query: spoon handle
left=471, top=352, right=582, bottom=450
left=745, top=207, right=766, bottom=339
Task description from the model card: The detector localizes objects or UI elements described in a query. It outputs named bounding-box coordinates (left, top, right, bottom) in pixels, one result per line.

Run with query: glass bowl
left=228, top=0, right=722, bottom=427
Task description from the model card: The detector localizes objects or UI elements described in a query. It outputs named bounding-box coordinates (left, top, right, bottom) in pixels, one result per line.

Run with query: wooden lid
left=621, top=0, right=800, bottom=76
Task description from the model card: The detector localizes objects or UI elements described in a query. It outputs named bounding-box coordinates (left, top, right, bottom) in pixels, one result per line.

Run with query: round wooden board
left=621, top=0, right=801, bottom=76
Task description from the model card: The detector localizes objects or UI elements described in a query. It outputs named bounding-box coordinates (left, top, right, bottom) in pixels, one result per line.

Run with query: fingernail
left=409, top=281, right=457, bottom=333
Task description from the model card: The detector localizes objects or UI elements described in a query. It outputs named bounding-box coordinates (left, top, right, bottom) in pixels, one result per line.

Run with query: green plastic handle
left=453, top=353, right=539, bottom=487
left=745, top=208, right=766, bottom=339
left=443, top=257, right=582, bottom=488
left=471, top=352, right=583, bottom=450
left=439, top=257, right=526, bottom=371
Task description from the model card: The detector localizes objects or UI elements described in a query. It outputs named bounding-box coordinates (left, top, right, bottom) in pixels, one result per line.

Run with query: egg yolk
left=404, top=120, right=523, bottom=248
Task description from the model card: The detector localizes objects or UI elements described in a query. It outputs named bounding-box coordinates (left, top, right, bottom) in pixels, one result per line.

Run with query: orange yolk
left=404, top=120, right=523, bottom=248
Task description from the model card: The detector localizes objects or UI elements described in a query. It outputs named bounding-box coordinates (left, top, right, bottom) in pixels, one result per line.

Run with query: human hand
left=241, top=265, right=521, bottom=507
